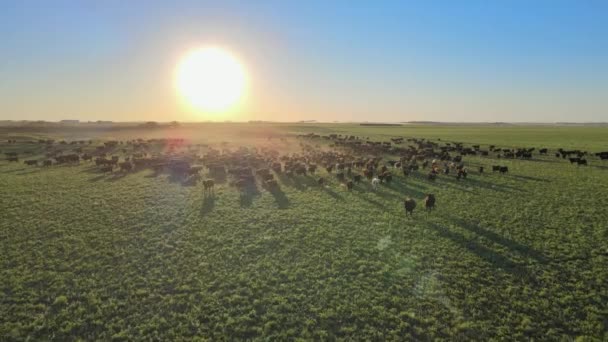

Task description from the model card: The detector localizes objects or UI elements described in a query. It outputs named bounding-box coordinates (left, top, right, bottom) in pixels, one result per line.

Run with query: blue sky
left=1, top=1, right=607, bottom=122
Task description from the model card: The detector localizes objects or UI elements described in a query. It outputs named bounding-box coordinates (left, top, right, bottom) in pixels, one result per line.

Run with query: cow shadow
left=239, top=183, right=260, bottom=207
left=0, top=167, right=27, bottom=173
left=425, top=221, right=535, bottom=279
left=320, top=184, right=344, bottom=201
left=105, top=171, right=133, bottom=182
left=505, top=174, right=551, bottom=183
left=445, top=215, right=549, bottom=264
left=88, top=174, right=107, bottom=182
left=285, top=174, right=318, bottom=191
left=201, top=195, right=215, bottom=215
left=210, top=172, right=227, bottom=184
left=439, top=175, right=523, bottom=193
left=383, top=179, right=428, bottom=199
left=266, top=186, right=290, bottom=209
left=15, top=168, right=42, bottom=175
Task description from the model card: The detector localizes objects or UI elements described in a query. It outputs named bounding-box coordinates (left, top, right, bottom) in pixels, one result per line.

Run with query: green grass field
left=1, top=123, right=607, bottom=340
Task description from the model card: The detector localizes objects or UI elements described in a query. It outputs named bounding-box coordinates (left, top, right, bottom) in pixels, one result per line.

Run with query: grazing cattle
left=403, top=197, right=416, bottom=216
left=577, top=159, right=588, bottom=166
left=203, top=179, right=215, bottom=193
left=43, top=160, right=53, bottom=167
left=271, top=162, right=282, bottom=173
left=100, top=165, right=113, bottom=173
left=492, top=165, right=501, bottom=172
left=235, top=179, right=247, bottom=190
left=456, top=168, right=467, bottom=180
left=336, top=172, right=345, bottom=182
left=187, top=166, right=203, bottom=175
left=569, top=157, right=580, bottom=164
left=539, top=148, right=548, bottom=155
left=119, top=161, right=133, bottom=172
left=24, top=159, right=37, bottom=166
left=499, top=166, right=509, bottom=174
left=346, top=180, right=354, bottom=191
left=265, top=179, right=279, bottom=188
left=383, top=172, right=392, bottom=183
left=371, top=177, right=380, bottom=190
left=424, top=194, right=436, bottom=211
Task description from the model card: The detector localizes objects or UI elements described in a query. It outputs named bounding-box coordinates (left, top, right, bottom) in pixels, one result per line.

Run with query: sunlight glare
left=175, top=47, right=246, bottom=114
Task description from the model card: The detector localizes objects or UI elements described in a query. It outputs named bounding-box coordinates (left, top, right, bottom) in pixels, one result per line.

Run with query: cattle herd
left=3, top=135, right=608, bottom=216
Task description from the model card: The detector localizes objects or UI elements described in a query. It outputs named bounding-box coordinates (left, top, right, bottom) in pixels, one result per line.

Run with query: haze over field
left=1, top=1, right=607, bottom=123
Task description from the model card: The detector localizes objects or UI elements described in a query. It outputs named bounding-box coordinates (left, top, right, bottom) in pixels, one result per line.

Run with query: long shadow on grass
left=201, top=195, right=215, bottom=215
left=382, top=179, right=428, bottom=199
left=352, top=185, right=386, bottom=208
left=505, top=174, right=551, bottom=183
left=265, top=185, right=290, bottom=209
left=320, top=184, right=345, bottom=201
left=239, top=183, right=260, bottom=207
left=0, top=167, right=27, bottom=173
left=436, top=175, right=524, bottom=193
left=445, top=215, right=549, bottom=264
left=425, top=222, right=535, bottom=280
left=15, top=169, right=42, bottom=175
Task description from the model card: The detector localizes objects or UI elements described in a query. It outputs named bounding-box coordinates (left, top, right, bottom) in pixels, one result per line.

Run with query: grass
left=1, top=123, right=607, bottom=340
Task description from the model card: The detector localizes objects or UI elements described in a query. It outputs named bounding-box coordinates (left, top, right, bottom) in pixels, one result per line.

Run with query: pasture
left=1, top=123, right=607, bottom=340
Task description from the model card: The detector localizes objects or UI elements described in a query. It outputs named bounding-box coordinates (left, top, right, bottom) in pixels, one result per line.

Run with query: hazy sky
left=1, top=1, right=607, bottom=122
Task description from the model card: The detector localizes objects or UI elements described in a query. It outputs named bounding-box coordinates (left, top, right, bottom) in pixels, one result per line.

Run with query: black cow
left=404, top=198, right=416, bottom=216
left=425, top=194, right=436, bottom=211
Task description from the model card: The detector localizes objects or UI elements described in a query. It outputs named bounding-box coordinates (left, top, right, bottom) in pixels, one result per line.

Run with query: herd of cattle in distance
left=3, top=135, right=608, bottom=215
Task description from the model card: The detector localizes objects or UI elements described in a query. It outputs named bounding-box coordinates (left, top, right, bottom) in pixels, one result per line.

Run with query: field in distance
left=1, top=123, right=607, bottom=340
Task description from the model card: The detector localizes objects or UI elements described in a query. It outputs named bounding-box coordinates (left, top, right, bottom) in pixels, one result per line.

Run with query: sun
left=175, top=47, right=246, bottom=113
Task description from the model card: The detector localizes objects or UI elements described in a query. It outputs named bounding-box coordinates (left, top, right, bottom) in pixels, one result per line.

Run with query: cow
left=100, top=165, right=113, bottom=173
left=492, top=165, right=501, bottom=172
left=404, top=197, right=416, bottom=216
left=383, top=172, right=392, bottom=183
left=24, top=160, right=38, bottom=166
left=265, top=179, right=279, bottom=188
left=203, top=179, right=215, bottom=193
left=336, top=172, right=345, bottom=182
left=425, top=194, right=436, bottom=211
left=577, top=159, right=588, bottom=166
left=371, top=177, right=380, bottom=190
left=346, top=180, right=354, bottom=191
left=499, top=166, right=509, bottom=174
left=119, top=162, right=133, bottom=172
